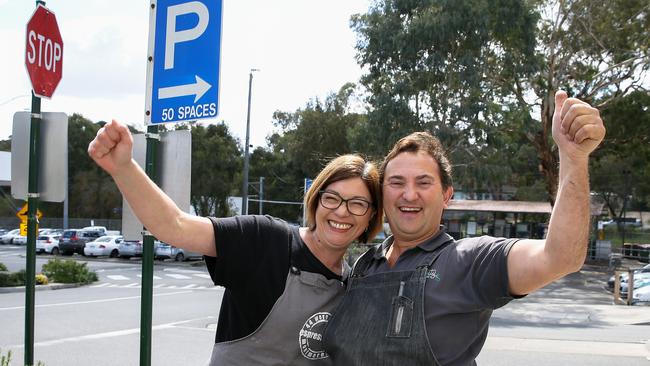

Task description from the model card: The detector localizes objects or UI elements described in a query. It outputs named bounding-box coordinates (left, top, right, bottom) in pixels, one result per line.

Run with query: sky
left=0, top=0, right=372, bottom=148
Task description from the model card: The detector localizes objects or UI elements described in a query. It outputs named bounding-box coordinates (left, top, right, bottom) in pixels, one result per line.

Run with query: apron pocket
left=386, top=295, right=414, bottom=338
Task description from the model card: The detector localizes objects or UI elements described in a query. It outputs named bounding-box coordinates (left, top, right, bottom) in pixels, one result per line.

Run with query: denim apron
left=208, top=265, right=345, bottom=365
left=323, top=240, right=452, bottom=365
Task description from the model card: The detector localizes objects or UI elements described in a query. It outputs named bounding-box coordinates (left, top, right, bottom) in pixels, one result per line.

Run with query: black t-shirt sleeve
left=204, top=215, right=291, bottom=290
left=463, top=236, right=519, bottom=309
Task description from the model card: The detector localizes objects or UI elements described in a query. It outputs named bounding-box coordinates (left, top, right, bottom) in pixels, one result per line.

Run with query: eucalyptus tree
left=189, top=122, right=241, bottom=217
left=351, top=0, right=650, bottom=204
left=590, top=91, right=650, bottom=218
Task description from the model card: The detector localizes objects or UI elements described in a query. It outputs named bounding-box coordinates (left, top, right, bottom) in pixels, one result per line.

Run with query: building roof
left=447, top=199, right=605, bottom=216
left=447, top=199, right=551, bottom=214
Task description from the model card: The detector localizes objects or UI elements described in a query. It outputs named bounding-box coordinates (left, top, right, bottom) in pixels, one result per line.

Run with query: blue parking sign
left=145, top=0, right=222, bottom=124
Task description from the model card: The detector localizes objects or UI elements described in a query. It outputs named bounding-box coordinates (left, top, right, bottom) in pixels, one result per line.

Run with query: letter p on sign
left=164, top=1, right=209, bottom=70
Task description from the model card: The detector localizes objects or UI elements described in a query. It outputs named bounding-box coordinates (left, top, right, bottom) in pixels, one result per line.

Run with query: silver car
left=118, top=240, right=143, bottom=259
left=0, top=229, right=21, bottom=244
left=155, top=242, right=203, bottom=261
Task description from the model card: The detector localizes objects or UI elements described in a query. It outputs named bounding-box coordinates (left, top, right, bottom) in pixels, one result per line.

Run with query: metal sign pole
left=24, top=92, right=41, bottom=366
left=140, top=125, right=159, bottom=366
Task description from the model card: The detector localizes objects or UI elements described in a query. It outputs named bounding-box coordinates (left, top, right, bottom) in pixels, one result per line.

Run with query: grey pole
left=241, top=68, right=258, bottom=215
left=259, top=176, right=264, bottom=215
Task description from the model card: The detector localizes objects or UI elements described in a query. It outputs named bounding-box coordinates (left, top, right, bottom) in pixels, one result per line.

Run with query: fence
left=0, top=217, right=122, bottom=231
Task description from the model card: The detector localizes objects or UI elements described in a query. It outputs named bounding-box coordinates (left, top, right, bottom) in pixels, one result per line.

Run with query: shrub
left=41, top=259, right=98, bottom=284
left=0, top=263, right=7, bottom=272
left=0, top=270, right=26, bottom=287
left=0, top=348, right=11, bottom=366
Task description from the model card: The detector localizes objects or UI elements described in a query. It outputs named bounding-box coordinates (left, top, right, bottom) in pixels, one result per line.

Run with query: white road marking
left=136, top=274, right=162, bottom=280
left=181, top=284, right=197, bottom=289
left=194, top=274, right=212, bottom=279
left=0, top=291, right=192, bottom=311
left=165, top=273, right=191, bottom=280
left=90, top=283, right=110, bottom=288
left=4, top=315, right=216, bottom=348
left=163, top=268, right=204, bottom=274
left=106, top=275, right=129, bottom=281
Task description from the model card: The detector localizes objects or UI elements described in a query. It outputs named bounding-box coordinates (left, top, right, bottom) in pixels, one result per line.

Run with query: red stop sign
left=25, top=5, right=63, bottom=98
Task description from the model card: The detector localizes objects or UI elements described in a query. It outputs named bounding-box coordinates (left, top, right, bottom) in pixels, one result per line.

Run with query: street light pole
left=241, top=68, right=259, bottom=215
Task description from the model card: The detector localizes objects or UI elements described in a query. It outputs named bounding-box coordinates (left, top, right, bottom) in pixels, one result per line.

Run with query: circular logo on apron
left=298, top=312, right=331, bottom=360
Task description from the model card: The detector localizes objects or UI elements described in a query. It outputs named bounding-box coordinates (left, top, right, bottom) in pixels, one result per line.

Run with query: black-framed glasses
left=319, top=190, right=372, bottom=216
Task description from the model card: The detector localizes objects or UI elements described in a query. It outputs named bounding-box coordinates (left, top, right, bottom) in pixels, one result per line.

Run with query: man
left=323, top=90, right=606, bottom=365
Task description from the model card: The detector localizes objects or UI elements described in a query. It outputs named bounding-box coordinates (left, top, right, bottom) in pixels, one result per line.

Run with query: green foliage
left=591, top=91, right=650, bottom=215
left=0, top=349, right=11, bottom=366
left=67, top=113, right=123, bottom=219
left=0, top=140, right=10, bottom=152
left=189, top=122, right=241, bottom=217
left=41, top=259, right=97, bottom=284
left=253, top=84, right=369, bottom=221
left=0, top=349, right=44, bottom=366
left=0, top=270, right=25, bottom=287
left=0, top=263, right=6, bottom=271
left=349, top=0, right=650, bottom=205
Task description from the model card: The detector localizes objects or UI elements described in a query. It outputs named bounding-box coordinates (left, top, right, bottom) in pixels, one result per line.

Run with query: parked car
left=59, top=229, right=86, bottom=255
left=0, top=229, right=21, bottom=244
left=80, top=226, right=120, bottom=236
left=84, top=235, right=124, bottom=257
left=608, top=263, right=650, bottom=290
left=36, top=234, right=61, bottom=255
left=13, top=234, right=27, bottom=245
left=118, top=240, right=143, bottom=259
left=41, top=228, right=64, bottom=236
left=602, top=218, right=642, bottom=227
left=155, top=242, right=203, bottom=261
left=632, top=284, right=650, bottom=304
left=619, top=272, right=650, bottom=296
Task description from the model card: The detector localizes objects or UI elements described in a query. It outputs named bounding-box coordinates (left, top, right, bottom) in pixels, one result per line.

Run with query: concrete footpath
left=482, top=263, right=650, bottom=365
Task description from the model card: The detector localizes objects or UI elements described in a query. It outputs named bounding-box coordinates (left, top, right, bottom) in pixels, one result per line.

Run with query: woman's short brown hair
left=304, top=154, right=383, bottom=243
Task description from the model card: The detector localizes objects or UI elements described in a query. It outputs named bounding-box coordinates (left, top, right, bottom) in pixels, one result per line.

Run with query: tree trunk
left=534, top=92, right=559, bottom=207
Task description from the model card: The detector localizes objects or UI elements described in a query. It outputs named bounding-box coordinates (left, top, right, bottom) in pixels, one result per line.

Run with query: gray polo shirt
left=363, top=229, right=519, bottom=366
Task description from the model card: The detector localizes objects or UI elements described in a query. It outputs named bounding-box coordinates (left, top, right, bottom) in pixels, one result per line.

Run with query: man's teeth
left=329, top=221, right=352, bottom=229
left=400, top=207, right=421, bottom=212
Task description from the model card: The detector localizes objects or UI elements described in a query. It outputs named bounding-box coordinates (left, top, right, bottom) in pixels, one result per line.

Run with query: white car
left=36, top=234, right=61, bottom=255
left=13, top=234, right=27, bottom=245
left=0, top=229, right=21, bottom=244
left=84, top=235, right=124, bottom=257
left=633, top=284, right=650, bottom=304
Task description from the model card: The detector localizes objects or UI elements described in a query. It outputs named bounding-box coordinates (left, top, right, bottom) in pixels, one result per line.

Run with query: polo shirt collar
left=376, top=225, right=453, bottom=260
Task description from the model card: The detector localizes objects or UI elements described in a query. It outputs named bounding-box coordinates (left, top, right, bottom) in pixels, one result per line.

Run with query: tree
left=249, top=84, right=368, bottom=222
left=67, top=113, right=123, bottom=219
left=189, top=122, right=241, bottom=217
left=591, top=91, right=650, bottom=217
left=351, top=0, right=650, bottom=204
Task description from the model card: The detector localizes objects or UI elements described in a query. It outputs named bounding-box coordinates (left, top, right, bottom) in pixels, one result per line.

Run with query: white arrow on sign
left=158, top=75, right=212, bottom=103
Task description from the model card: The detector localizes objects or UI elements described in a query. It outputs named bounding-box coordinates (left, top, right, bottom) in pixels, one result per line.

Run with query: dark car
left=59, top=229, right=103, bottom=256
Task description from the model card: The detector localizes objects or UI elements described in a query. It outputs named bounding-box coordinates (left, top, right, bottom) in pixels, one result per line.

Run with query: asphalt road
left=1, top=245, right=649, bottom=365
left=1, top=244, right=221, bottom=365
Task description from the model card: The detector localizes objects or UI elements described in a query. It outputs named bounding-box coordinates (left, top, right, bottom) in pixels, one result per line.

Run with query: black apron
left=323, top=240, right=452, bottom=365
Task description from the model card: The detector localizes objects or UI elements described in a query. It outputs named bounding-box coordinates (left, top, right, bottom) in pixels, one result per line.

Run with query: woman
left=88, top=120, right=384, bottom=365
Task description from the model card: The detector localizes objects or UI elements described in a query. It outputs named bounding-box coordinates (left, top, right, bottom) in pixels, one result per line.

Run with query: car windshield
left=63, top=231, right=76, bottom=238
left=95, top=236, right=112, bottom=242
